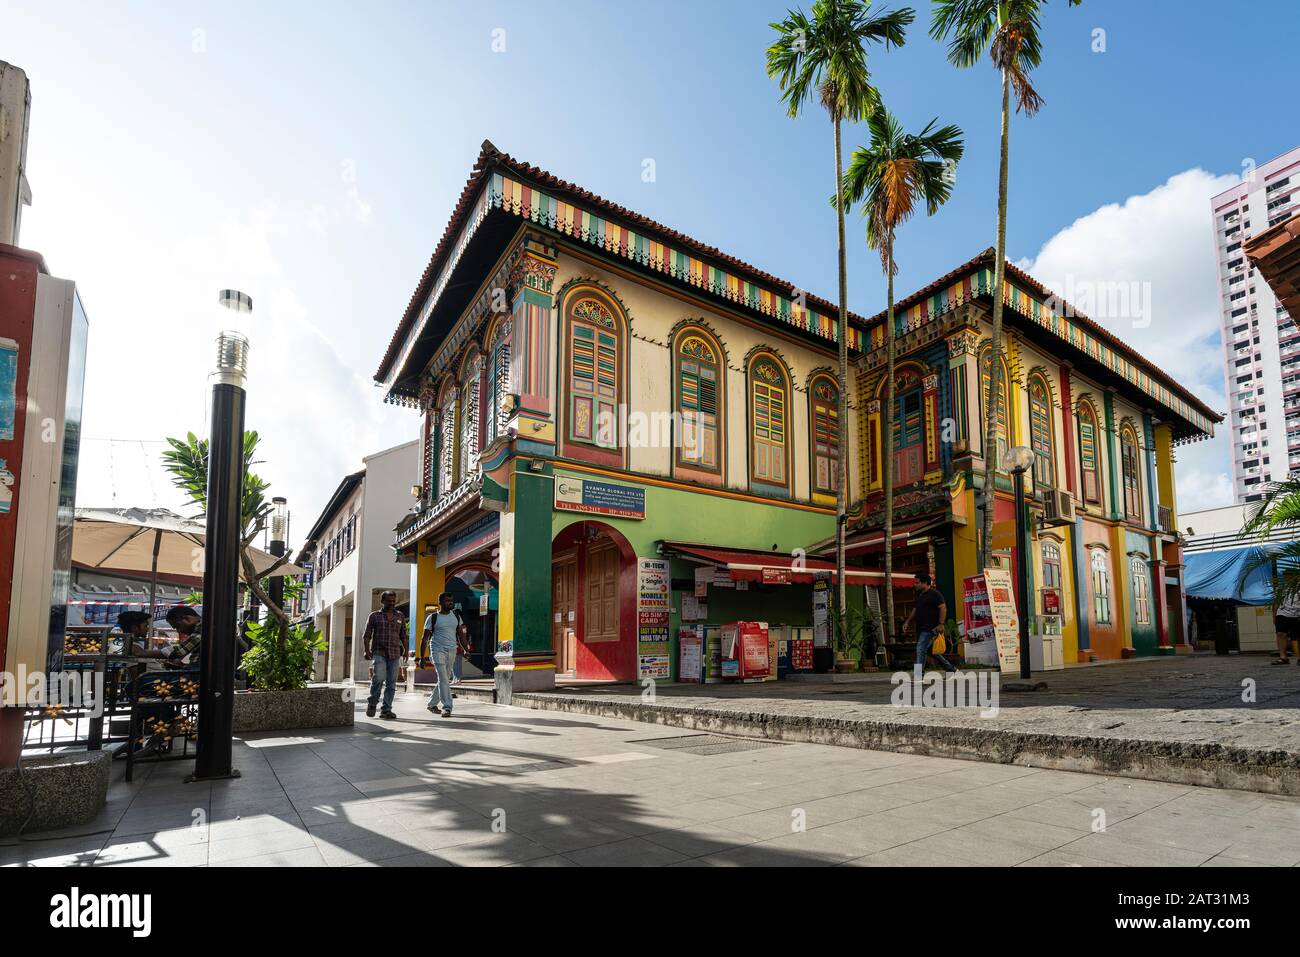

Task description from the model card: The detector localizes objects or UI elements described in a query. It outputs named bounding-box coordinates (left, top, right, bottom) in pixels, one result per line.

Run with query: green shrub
left=241, top=620, right=325, bottom=691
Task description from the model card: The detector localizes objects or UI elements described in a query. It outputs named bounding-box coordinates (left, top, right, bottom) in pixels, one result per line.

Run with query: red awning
left=660, top=542, right=915, bottom=586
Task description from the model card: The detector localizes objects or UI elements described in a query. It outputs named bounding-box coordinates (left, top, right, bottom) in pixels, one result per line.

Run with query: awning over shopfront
left=1183, top=546, right=1276, bottom=605
left=659, top=541, right=915, bottom=586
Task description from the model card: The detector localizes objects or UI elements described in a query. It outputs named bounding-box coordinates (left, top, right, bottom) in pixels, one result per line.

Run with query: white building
left=1211, top=146, right=1300, bottom=503
left=298, top=440, right=419, bottom=680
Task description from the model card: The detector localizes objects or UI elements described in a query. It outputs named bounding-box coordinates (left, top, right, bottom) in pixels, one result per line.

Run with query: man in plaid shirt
left=363, top=591, right=407, bottom=719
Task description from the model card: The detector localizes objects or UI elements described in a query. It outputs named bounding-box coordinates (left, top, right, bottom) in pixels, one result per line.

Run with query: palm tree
left=930, top=0, right=1081, bottom=569
left=841, top=109, right=964, bottom=645
left=768, top=0, right=914, bottom=642
left=1241, top=479, right=1300, bottom=608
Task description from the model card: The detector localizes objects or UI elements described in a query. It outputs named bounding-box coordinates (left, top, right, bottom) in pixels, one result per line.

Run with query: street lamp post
left=1004, top=445, right=1036, bottom=681
left=192, top=289, right=251, bottom=782
left=269, top=496, right=288, bottom=613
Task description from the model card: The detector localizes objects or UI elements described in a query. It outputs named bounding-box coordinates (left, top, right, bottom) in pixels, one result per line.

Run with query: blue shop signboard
left=554, top=476, right=646, bottom=520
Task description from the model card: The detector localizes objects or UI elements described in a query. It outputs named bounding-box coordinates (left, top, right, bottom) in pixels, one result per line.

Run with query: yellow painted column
left=1059, top=525, right=1079, bottom=663
left=414, top=548, right=444, bottom=653
left=1154, top=423, right=1178, bottom=530
left=1110, top=524, right=1130, bottom=651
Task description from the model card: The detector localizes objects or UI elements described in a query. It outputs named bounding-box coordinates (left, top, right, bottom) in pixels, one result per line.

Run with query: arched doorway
left=445, top=564, right=498, bottom=677
left=551, top=521, right=637, bottom=682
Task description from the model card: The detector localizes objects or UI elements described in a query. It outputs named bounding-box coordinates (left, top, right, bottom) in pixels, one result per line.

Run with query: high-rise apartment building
left=1211, top=146, right=1300, bottom=502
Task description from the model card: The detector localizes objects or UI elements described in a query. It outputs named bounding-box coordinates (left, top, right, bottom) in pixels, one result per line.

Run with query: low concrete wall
left=233, top=685, right=355, bottom=734
left=0, top=750, right=112, bottom=836
left=459, top=687, right=1300, bottom=797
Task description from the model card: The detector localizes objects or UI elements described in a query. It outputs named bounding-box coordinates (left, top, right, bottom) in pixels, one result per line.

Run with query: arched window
left=1131, top=556, right=1151, bottom=625
left=1120, top=423, right=1143, bottom=523
left=675, top=330, right=722, bottom=472
left=485, top=317, right=511, bottom=446
left=437, top=380, right=457, bottom=493
left=979, top=346, right=1011, bottom=470
left=566, top=294, right=622, bottom=449
left=1028, top=373, right=1055, bottom=488
left=809, top=373, right=840, bottom=495
left=459, top=351, right=482, bottom=481
left=1077, top=400, right=1102, bottom=505
left=749, top=354, right=790, bottom=490
left=1091, top=549, right=1111, bottom=624
left=1041, top=540, right=1062, bottom=590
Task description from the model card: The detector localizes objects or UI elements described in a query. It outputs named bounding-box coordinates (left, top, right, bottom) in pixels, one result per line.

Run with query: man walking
left=420, top=592, right=466, bottom=717
left=904, top=572, right=955, bottom=678
left=363, top=590, right=407, bottom=720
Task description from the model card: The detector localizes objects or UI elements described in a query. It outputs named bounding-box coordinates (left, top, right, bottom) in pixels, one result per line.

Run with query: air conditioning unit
left=1041, top=489, right=1075, bottom=527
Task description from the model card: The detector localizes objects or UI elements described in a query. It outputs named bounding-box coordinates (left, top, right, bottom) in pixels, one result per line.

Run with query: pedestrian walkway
left=3, top=688, right=1299, bottom=867
left=458, top=655, right=1300, bottom=795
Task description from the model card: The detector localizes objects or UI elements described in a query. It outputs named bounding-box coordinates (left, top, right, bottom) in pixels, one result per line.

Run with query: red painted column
left=1058, top=364, right=1077, bottom=498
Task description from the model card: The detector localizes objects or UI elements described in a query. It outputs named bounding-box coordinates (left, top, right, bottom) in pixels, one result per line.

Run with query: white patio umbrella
left=73, top=508, right=304, bottom=632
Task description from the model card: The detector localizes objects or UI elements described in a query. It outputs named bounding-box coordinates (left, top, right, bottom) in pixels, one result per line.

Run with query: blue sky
left=6, top=0, right=1297, bottom=532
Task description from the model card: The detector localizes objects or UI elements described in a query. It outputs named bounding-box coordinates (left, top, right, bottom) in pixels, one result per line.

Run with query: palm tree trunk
left=980, top=68, right=1012, bottom=571
left=882, top=245, right=896, bottom=646
left=834, top=114, right=849, bottom=649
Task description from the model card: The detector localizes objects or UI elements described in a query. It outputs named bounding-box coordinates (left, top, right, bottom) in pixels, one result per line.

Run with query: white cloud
left=1017, top=168, right=1239, bottom=513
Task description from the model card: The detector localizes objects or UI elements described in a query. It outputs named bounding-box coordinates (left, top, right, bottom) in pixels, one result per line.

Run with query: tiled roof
left=863, top=247, right=1222, bottom=427
left=374, top=140, right=868, bottom=384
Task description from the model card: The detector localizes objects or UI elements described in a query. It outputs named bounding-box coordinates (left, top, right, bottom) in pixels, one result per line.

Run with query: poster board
left=636, top=558, right=671, bottom=679
left=983, top=567, right=1021, bottom=672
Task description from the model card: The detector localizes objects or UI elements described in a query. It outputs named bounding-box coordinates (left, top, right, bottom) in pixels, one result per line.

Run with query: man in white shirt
left=419, top=592, right=467, bottom=716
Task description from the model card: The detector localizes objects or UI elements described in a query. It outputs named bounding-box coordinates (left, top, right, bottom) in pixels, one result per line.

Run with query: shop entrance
left=552, top=551, right=578, bottom=675
left=551, top=521, right=636, bottom=682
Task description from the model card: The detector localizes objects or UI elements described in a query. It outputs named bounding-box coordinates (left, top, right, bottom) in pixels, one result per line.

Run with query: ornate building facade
left=834, top=250, right=1221, bottom=662
left=376, top=142, right=888, bottom=694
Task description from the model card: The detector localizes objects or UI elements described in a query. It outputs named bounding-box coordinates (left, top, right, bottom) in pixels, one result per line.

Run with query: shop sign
left=1041, top=587, right=1062, bottom=617
left=637, top=558, right=671, bottom=679
left=983, top=567, right=1021, bottom=672
left=678, top=628, right=703, bottom=682
left=762, top=567, right=792, bottom=584
left=554, top=476, right=646, bottom=519
left=812, top=578, right=830, bottom=648
left=436, top=512, right=499, bottom=567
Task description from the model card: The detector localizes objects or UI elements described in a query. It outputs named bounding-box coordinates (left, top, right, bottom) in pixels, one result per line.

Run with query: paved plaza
left=468, top=655, right=1300, bottom=795
left=3, top=682, right=1300, bottom=868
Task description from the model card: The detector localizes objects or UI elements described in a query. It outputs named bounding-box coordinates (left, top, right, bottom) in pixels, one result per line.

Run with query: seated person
left=115, top=611, right=171, bottom=668
left=164, top=606, right=202, bottom=669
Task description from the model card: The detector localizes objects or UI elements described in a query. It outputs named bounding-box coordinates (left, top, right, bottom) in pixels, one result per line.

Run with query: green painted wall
left=550, top=468, right=837, bottom=679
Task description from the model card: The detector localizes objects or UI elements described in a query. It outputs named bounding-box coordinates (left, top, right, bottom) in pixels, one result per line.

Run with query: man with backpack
left=419, top=592, right=468, bottom=717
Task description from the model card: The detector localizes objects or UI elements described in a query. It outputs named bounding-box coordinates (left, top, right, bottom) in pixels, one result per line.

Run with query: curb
left=453, top=686, right=1300, bottom=796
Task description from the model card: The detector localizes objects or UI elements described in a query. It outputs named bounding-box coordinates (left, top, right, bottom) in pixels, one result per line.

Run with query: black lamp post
left=1005, top=445, right=1036, bottom=680
left=192, top=289, right=251, bottom=781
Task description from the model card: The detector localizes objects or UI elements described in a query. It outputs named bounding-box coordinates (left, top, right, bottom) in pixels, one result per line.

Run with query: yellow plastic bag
left=932, top=633, right=947, bottom=655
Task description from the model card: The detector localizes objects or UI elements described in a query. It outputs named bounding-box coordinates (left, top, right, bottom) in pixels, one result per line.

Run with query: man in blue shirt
left=419, top=592, right=467, bottom=717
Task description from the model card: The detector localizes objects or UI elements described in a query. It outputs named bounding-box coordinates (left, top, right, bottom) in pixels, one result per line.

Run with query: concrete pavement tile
left=715, top=806, right=808, bottom=842
left=0, top=835, right=109, bottom=867
left=432, top=833, right=555, bottom=866
left=212, top=846, right=328, bottom=866
left=509, top=854, right=577, bottom=866
left=1058, top=832, right=1215, bottom=866
left=564, top=836, right=688, bottom=867
left=528, top=821, right=633, bottom=853
left=1017, top=848, right=1128, bottom=867
left=208, top=826, right=317, bottom=863
left=641, top=824, right=760, bottom=859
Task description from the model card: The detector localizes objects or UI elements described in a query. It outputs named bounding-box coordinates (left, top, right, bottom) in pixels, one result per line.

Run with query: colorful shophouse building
left=375, top=142, right=901, bottom=695
left=836, top=250, right=1222, bottom=662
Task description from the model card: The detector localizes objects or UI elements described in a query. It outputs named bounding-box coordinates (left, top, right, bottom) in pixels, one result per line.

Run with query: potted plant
left=830, top=605, right=872, bottom=673
left=944, top=617, right=962, bottom=666
left=233, top=621, right=352, bottom=732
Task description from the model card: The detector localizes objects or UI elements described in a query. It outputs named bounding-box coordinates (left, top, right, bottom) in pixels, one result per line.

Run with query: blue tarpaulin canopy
left=1184, top=546, right=1277, bottom=604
